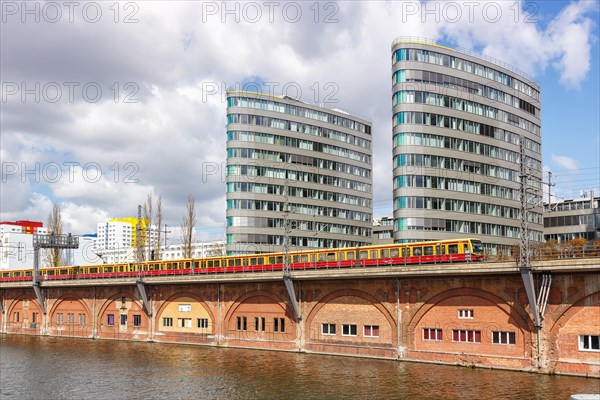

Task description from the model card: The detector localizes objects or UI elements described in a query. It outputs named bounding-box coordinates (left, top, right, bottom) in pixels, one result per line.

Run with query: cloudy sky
left=1, top=0, right=599, bottom=242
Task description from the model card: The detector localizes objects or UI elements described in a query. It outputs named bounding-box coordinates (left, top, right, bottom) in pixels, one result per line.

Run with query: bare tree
left=207, top=241, right=226, bottom=257
left=45, top=203, right=64, bottom=268
left=141, top=193, right=154, bottom=261
left=154, top=195, right=162, bottom=260
left=181, top=194, right=196, bottom=259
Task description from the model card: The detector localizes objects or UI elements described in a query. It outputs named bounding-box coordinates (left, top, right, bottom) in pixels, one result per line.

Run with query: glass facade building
left=391, top=38, right=543, bottom=254
left=226, top=91, right=373, bottom=255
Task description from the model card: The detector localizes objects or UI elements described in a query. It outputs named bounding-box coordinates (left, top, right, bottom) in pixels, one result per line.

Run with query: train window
left=104, top=267, right=113, bottom=273
left=207, top=261, right=214, bottom=268
left=390, top=249, right=399, bottom=258
left=327, top=253, right=335, bottom=261
left=25, top=271, right=32, bottom=276
left=310, top=254, right=316, bottom=262
left=60, top=269, right=68, bottom=275
left=185, top=262, right=191, bottom=268
left=14, top=272, right=20, bottom=277
left=464, top=244, right=469, bottom=253
left=359, top=251, right=368, bottom=260
left=257, top=258, right=264, bottom=265
left=2, top=272, right=9, bottom=277
left=346, top=252, right=355, bottom=260
left=90, top=268, right=98, bottom=273
left=250, top=258, right=257, bottom=266
left=402, top=248, right=410, bottom=258
left=413, top=247, right=423, bottom=256
left=370, top=250, right=378, bottom=259
left=235, top=259, right=242, bottom=266
left=437, top=245, right=445, bottom=255
left=293, top=255, right=300, bottom=263
left=424, top=246, right=433, bottom=256
left=269, top=257, right=276, bottom=264
left=243, top=258, right=249, bottom=266
left=276, top=256, right=283, bottom=264
left=194, top=261, right=201, bottom=269
left=301, top=255, right=309, bottom=263
left=318, top=253, right=326, bottom=262
left=338, top=252, right=345, bottom=261
left=228, top=259, right=235, bottom=267
left=381, top=249, right=389, bottom=258
left=214, top=260, right=221, bottom=267
left=448, top=245, right=458, bottom=254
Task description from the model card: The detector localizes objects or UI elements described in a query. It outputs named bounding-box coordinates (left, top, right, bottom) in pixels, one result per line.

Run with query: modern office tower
left=544, top=193, right=600, bottom=243
left=391, top=38, right=543, bottom=254
left=226, top=91, right=373, bottom=255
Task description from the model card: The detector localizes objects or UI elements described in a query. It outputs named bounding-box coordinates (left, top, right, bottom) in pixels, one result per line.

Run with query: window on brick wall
left=133, top=314, right=141, bottom=327
left=452, top=329, right=481, bottom=343
left=237, top=316, right=247, bottom=331
left=492, top=331, right=515, bottom=345
left=364, top=325, right=379, bottom=337
left=163, top=317, right=173, bottom=327
left=342, top=324, right=357, bottom=336
left=579, top=335, right=600, bottom=352
left=322, top=323, right=336, bottom=335
left=423, top=328, right=443, bottom=341
left=458, top=309, right=474, bottom=319
left=274, top=318, right=285, bottom=332
left=198, top=318, right=209, bottom=329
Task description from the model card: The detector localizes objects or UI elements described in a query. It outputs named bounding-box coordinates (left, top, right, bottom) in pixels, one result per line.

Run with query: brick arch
left=48, top=294, right=92, bottom=317
left=548, top=291, right=600, bottom=335
left=407, top=287, right=533, bottom=334
left=155, top=291, right=216, bottom=333
left=6, top=294, right=43, bottom=316
left=223, top=290, right=288, bottom=323
left=96, top=291, right=147, bottom=334
left=304, top=288, right=397, bottom=345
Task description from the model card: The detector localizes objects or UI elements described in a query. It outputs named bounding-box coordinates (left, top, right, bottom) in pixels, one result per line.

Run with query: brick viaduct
left=1, top=259, right=598, bottom=378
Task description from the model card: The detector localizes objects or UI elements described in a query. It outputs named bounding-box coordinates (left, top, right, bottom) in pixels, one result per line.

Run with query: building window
left=579, top=335, right=600, bottom=352
left=178, top=304, right=191, bottom=312
left=342, top=324, right=357, bottom=336
left=322, top=323, right=336, bottom=335
left=452, top=329, right=481, bottom=343
left=364, top=325, right=379, bottom=337
left=237, top=316, right=247, bottom=331
left=107, top=314, right=115, bottom=326
left=120, top=314, right=127, bottom=326
left=492, top=331, right=515, bottom=345
left=423, top=328, right=443, bottom=341
left=67, top=313, right=74, bottom=325
left=78, top=313, right=86, bottom=326
left=274, top=318, right=285, bottom=332
left=198, top=318, right=209, bottom=329
left=163, top=317, right=173, bottom=327
left=458, top=309, right=474, bottom=319
left=178, top=318, right=192, bottom=328
left=14, top=312, right=19, bottom=323
left=133, top=314, right=142, bottom=327
left=56, top=313, right=64, bottom=325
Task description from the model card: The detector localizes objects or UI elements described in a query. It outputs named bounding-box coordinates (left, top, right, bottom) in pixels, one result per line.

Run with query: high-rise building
left=544, top=193, right=600, bottom=243
left=226, top=91, right=373, bottom=255
left=391, top=38, right=543, bottom=254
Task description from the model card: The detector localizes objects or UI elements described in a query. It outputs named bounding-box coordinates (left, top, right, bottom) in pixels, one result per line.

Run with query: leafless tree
left=181, top=194, right=196, bottom=259
left=207, top=241, right=226, bottom=257
left=45, top=203, right=64, bottom=268
left=154, top=195, right=162, bottom=260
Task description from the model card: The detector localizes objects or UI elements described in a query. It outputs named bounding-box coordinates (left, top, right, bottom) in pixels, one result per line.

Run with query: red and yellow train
left=0, top=238, right=483, bottom=282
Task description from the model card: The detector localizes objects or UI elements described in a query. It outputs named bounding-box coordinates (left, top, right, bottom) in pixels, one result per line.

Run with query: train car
left=0, top=238, right=484, bottom=282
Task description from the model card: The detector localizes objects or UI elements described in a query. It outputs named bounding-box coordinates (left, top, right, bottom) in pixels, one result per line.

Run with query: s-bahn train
left=0, top=238, right=483, bottom=282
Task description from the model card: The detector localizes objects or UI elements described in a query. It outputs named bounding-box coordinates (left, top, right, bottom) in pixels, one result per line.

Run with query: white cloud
left=0, top=0, right=597, bottom=236
left=551, top=154, right=579, bottom=170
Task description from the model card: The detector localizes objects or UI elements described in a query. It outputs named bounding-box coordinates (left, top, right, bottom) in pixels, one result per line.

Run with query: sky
left=1, top=0, right=599, bottom=243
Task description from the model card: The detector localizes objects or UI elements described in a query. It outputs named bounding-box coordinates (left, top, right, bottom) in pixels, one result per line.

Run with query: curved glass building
left=391, top=38, right=543, bottom=254
left=226, top=91, right=373, bottom=255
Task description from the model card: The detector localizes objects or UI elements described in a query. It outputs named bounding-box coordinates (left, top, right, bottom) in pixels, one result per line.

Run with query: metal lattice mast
left=283, top=170, right=291, bottom=278
left=519, top=140, right=530, bottom=270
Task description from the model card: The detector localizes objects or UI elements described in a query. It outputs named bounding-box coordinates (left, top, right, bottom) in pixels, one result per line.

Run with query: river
left=1, top=335, right=598, bottom=399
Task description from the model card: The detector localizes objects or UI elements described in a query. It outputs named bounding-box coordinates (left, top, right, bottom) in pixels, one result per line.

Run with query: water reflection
left=1, top=335, right=598, bottom=399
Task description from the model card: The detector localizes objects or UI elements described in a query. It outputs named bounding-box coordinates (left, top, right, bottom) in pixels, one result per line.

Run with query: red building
left=0, top=220, right=44, bottom=234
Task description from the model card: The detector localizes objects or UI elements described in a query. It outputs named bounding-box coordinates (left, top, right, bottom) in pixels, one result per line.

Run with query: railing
left=391, top=36, right=539, bottom=86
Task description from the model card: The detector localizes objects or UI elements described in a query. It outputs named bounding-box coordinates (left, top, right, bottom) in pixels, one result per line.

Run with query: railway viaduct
left=1, top=258, right=599, bottom=378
